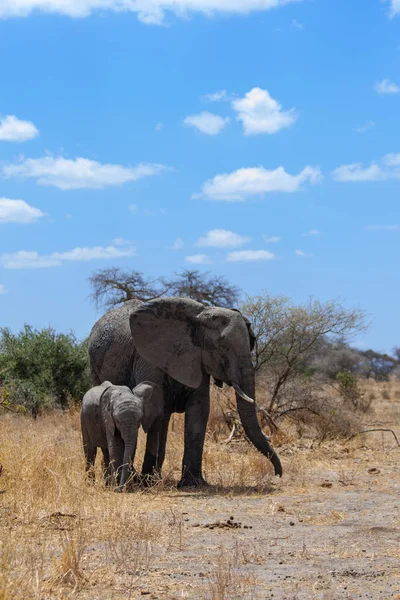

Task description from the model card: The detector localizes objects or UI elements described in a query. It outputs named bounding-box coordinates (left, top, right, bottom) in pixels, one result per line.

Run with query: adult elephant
left=88, top=297, right=282, bottom=487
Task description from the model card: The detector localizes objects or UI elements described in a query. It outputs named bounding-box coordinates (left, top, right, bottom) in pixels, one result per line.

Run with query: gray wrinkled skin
left=80, top=381, right=162, bottom=491
left=88, top=297, right=282, bottom=488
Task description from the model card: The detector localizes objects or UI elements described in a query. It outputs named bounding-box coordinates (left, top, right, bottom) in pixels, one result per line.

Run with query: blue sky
left=0, top=0, right=399, bottom=353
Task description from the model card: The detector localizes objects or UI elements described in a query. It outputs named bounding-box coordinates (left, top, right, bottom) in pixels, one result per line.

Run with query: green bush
left=0, top=325, right=91, bottom=415
left=336, top=369, right=369, bottom=411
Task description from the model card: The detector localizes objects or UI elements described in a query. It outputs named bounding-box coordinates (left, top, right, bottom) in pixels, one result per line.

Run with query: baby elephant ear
left=129, top=298, right=205, bottom=389
left=133, top=382, right=163, bottom=433
left=101, top=386, right=117, bottom=437
left=100, top=380, right=114, bottom=390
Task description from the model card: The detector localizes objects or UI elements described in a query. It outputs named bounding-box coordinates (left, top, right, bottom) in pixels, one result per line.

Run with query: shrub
left=0, top=325, right=91, bottom=415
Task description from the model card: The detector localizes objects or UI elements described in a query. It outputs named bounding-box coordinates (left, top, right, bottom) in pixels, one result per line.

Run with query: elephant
left=88, top=297, right=282, bottom=488
left=80, top=380, right=162, bottom=491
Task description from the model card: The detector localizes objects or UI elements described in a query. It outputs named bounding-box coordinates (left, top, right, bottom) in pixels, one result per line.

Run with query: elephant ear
left=133, top=382, right=163, bottom=433
left=129, top=298, right=205, bottom=389
left=230, top=309, right=256, bottom=352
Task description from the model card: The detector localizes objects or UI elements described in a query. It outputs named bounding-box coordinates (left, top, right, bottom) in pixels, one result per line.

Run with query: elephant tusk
left=232, top=383, right=255, bottom=404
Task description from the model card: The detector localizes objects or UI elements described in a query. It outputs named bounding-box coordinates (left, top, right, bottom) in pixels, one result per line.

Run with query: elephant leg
left=141, top=414, right=163, bottom=481
left=102, top=447, right=111, bottom=486
left=178, top=387, right=210, bottom=488
left=157, top=411, right=172, bottom=474
left=84, top=445, right=97, bottom=483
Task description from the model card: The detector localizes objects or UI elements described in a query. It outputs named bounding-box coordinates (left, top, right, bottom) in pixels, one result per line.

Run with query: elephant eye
left=211, top=314, right=229, bottom=326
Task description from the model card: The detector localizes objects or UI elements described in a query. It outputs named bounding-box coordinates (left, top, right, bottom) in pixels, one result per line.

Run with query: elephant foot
left=177, top=475, right=209, bottom=489
left=140, top=470, right=162, bottom=488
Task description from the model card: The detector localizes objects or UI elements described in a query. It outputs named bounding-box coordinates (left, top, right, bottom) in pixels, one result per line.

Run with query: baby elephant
left=81, top=381, right=162, bottom=491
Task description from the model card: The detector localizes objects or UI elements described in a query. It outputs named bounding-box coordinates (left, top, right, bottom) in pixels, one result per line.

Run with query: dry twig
left=347, top=428, right=400, bottom=447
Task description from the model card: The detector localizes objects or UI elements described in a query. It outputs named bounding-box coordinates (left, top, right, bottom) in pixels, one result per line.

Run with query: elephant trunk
left=117, top=431, right=137, bottom=492
left=234, top=368, right=282, bottom=477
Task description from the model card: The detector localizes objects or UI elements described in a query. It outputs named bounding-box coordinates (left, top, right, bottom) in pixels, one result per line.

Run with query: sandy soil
left=72, top=442, right=400, bottom=600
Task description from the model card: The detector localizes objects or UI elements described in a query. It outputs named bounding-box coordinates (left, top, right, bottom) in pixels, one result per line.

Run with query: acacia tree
left=88, top=268, right=172, bottom=310
left=88, top=268, right=240, bottom=310
left=169, top=270, right=240, bottom=308
left=241, top=293, right=367, bottom=413
left=360, top=349, right=397, bottom=381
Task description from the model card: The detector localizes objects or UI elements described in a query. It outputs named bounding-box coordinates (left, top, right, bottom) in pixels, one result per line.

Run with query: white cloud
left=295, top=249, right=312, bottom=258
left=291, top=19, right=303, bottom=30
left=0, top=284, right=7, bottom=295
left=202, top=90, right=228, bottom=102
left=227, top=250, right=275, bottom=262
left=183, top=112, right=230, bottom=135
left=0, top=198, right=45, bottom=223
left=196, top=165, right=322, bottom=201
left=52, top=245, right=134, bottom=261
left=0, top=115, right=39, bottom=142
left=128, top=204, right=138, bottom=215
left=365, top=225, right=400, bottom=231
left=155, top=122, right=163, bottom=132
left=144, top=208, right=167, bottom=217
left=196, top=229, right=251, bottom=248
left=232, top=88, right=297, bottom=135
left=263, top=235, right=281, bottom=243
left=0, top=244, right=135, bottom=269
left=0, top=1, right=301, bottom=24
left=374, top=79, right=400, bottom=94
left=185, top=254, right=211, bottom=264
left=0, top=251, right=62, bottom=269
left=332, top=153, right=400, bottom=182
left=304, top=229, right=321, bottom=236
left=354, top=121, right=375, bottom=134
left=332, top=162, right=385, bottom=182
left=111, top=237, right=133, bottom=247
left=383, top=152, right=400, bottom=167
left=172, top=237, right=184, bottom=250
left=388, top=0, right=400, bottom=17
left=2, top=156, right=165, bottom=190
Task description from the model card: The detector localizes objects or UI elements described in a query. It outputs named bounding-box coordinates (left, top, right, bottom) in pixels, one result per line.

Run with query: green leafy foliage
left=0, top=325, right=91, bottom=415
left=336, top=369, right=366, bottom=410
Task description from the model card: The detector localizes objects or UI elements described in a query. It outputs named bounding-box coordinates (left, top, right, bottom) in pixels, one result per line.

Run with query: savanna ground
left=0, top=381, right=399, bottom=600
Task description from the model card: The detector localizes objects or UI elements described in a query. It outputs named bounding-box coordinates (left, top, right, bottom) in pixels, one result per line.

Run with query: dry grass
left=0, top=381, right=399, bottom=598
left=207, top=546, right=262, bottom=600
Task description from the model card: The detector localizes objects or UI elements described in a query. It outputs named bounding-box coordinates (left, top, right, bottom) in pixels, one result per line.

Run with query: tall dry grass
left=0, top=381, right=399, bottom=598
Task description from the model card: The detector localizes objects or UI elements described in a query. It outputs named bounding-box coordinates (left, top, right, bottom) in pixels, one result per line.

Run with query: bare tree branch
left=346, top=429, right=400, bottom=447
left=88, top=268, right=241, bottom=310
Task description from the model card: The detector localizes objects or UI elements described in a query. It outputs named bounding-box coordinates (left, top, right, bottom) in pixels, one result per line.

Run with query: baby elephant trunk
left=116, top=432, right=137, bottom=492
